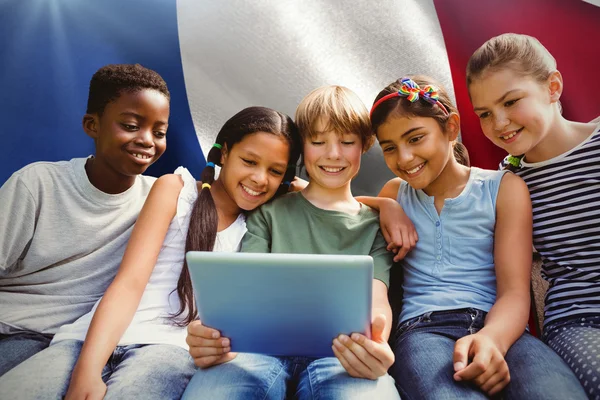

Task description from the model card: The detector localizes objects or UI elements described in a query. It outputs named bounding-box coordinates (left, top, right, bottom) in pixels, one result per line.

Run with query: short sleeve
left=0, top=173, right=37, bottom=273
left=172, top=167, right=198, bottom=231
left=370, top=229, right=393, bottom=287
left=240, top=207, right=272, bottom=253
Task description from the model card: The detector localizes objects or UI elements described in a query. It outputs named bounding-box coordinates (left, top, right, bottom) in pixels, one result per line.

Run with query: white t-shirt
left=52, top=167, right=247, bottom=349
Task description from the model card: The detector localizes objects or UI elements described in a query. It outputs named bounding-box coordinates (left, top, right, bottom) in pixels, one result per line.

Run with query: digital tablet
left=186, top=251, right=373, bottom=357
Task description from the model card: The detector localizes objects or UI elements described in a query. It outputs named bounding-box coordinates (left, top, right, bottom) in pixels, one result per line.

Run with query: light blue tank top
left=397, top=167, right=508, bottom=323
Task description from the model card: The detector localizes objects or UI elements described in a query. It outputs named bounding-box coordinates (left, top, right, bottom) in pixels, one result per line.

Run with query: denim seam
left=262, top=359, right=286, bottom=400
left=306, top=361, right=320, bottom=400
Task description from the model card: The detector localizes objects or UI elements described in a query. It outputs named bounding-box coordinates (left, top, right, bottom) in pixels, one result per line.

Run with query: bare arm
left=480, top=173, right=532, bottom=352
left=66, top=175, right=184, bottom=396
left=372, top=279, right=393, bottom=341
left=453, top=172, right=532, bottom=395
left=357, top=178, right=415, bottom=260
left=355, top=178, right=403, bottom=210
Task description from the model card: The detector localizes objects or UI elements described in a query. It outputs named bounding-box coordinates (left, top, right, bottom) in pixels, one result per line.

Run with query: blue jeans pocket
left=397, top=315, right=424, bottom=336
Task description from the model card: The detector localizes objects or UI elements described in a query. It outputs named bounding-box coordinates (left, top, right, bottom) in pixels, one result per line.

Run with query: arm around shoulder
left=378, top=178, right=402, bottom=200
left=355, top=178, right=402, bottom=211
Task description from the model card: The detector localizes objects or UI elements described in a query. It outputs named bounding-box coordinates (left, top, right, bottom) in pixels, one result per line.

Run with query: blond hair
left=295, top=85, right=374, bottom=151
left=466, top=33, right=557, bottom=86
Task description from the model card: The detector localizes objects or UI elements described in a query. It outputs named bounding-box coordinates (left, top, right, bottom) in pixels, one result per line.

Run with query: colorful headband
left=206, top=162, right=215, bottom=168
left=201, top=183, right=211, bottom=190
left=370, top=78, right=449, bottom=117
left=212, top=143, right=222, bottom=149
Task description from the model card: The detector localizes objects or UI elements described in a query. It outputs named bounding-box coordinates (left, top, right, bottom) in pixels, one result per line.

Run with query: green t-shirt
left=241, top=191, right=392, bottom=286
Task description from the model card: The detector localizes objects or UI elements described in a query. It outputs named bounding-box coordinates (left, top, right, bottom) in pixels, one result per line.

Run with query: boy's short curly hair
left=86, top=64, right=170, bottom=115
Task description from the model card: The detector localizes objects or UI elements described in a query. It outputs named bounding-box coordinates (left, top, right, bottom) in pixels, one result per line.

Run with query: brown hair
left=171, top=107, right=303, bottom=326
left=466, top=33, right=557, bottom=86
left=370, top=75, right=469, bottom=167
left=295, top=85, right=374, bottom=152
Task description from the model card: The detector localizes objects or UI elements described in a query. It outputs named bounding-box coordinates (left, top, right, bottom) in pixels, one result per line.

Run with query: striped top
left=501, top=123, right=600, bottom=328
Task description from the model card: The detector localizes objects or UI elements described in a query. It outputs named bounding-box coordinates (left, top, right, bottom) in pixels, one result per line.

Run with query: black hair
left=86, top=64, right=170, bottom=116
left=171, top=106, right=303, bottom=326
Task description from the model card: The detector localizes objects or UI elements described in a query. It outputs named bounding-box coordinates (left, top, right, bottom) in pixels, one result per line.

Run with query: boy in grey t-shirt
left=0, top=64, right=170, bottom=376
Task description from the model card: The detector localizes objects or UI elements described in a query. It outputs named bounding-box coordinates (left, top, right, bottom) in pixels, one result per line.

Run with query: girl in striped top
left=467, top=33, right=600, bottom=398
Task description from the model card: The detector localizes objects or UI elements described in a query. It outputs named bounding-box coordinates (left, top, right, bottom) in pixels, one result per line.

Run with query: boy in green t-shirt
left=184, top=86, right=400, bottom=399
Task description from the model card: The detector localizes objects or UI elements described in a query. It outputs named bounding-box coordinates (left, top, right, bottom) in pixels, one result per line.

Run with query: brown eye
left=121, top=123, right=138, bottom=130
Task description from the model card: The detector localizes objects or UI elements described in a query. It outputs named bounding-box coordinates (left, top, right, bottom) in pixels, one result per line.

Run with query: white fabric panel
left=177, top=0, right=453, bottom=195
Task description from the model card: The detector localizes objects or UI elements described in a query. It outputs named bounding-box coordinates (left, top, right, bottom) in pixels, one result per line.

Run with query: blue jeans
left=0, top=339, right=196, bottom=399
left=391, top=308, right=586, bottom=400
left=0, top=331, right=52, bottom=376
left=544, top=315, right=600, bottom=399
left=182, top=353, right=400, bottom=400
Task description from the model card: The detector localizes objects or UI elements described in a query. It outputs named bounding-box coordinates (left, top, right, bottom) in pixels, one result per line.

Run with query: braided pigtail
left=170, top=143, right=222, bottom=326
left=171, top=107, right=303, bottom=326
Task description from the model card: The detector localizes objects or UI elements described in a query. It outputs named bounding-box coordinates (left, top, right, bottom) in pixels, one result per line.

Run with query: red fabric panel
left=434, top=0, right=600, bottom=169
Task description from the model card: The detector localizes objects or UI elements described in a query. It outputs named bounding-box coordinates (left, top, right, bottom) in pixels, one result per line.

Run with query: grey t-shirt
left=0, top=157, right=156, bottom=334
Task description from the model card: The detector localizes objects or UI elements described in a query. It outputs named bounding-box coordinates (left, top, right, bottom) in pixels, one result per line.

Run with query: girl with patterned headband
left=467, top=32, right=600, bottom=397
left=359, top=75, right=585, bottom=399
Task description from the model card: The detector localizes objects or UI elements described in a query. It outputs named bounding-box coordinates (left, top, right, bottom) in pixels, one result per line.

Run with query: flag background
left=0, top=0, right=598, bottom=190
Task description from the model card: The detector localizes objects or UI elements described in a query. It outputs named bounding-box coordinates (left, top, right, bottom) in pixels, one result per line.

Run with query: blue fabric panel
left=0, top=0, right=204, bottom=184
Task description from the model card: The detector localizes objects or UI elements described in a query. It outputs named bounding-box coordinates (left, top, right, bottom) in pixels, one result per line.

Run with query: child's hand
left=64, top=368, right=107, bottom=400
left=289, top=176, right=309, bottom=192
left=331, top=314, right=394, bottom=380
left=453, top=332, right=510, bottom=396
left=379, top=199, right=418, bottom=261
left=187, top=320, right=237, bottom=368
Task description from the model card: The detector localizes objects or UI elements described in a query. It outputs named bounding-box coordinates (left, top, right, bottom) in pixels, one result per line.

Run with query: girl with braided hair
left=0, top=106, right=302, bottom=400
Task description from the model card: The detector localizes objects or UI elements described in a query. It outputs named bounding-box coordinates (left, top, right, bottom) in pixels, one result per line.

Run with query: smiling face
left=85, top=88, right=169, bottom=179
left=302, top=118, right=363, bottom=191
left=469, top=68, right=558, bottom=157
left=218, top=131, right=290, bottom=211
left=377, top=115, right=457, bottom=191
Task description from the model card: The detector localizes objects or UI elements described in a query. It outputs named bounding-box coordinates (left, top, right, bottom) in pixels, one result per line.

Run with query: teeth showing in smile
left=241, top=184, right=261, bottom=197
left=405, top=163, right=424, bottom=175
left=132, top=153, right=151, bottom=160
left=500, top=129, right=521, bottom=140
left=321, top=166, right=344, bottom=173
